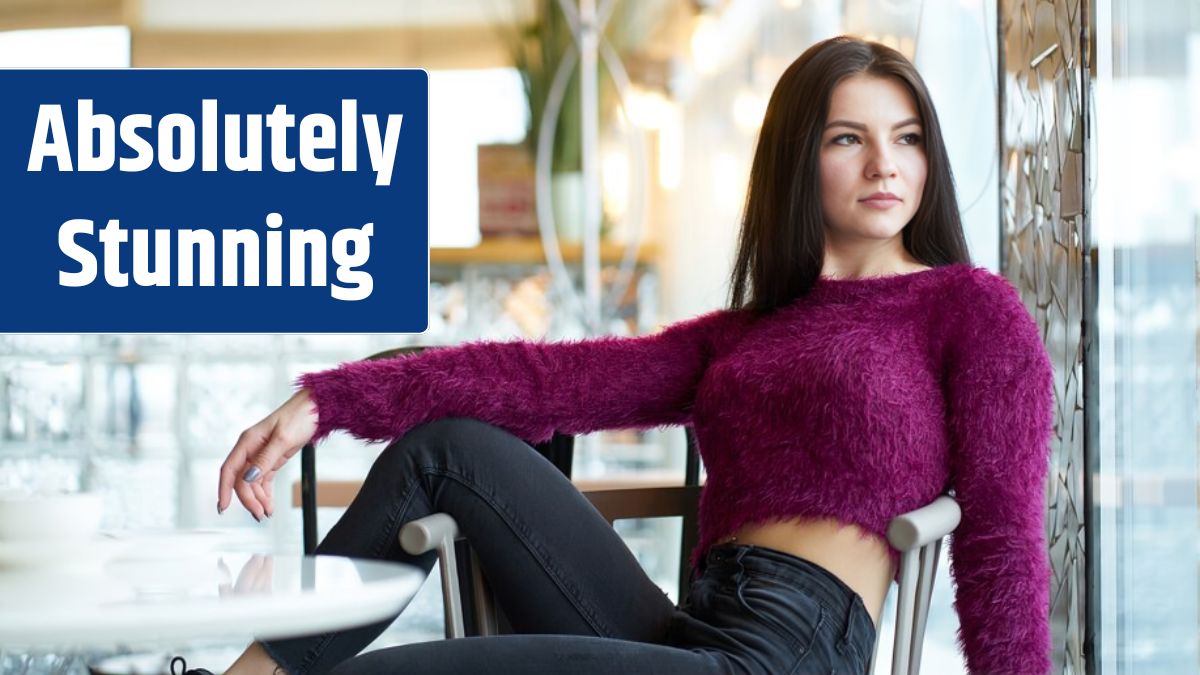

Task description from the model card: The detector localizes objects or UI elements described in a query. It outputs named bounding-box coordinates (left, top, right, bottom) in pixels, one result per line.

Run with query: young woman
left=206, top=36, right=1055, bottom=675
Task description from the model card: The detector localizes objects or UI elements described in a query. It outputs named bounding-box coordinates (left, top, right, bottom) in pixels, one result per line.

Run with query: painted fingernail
left=242, top=466, right=262, bottom=482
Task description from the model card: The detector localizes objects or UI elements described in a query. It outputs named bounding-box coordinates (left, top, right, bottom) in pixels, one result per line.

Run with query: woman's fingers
left=220, top=423, right=285, bottom=520
left=241, top=466, right=276, bottom=521
left=219, top=426, right=267, bottom=514
left=262, top=470, right=276, bottom=517
left=219, top=389, right=316, bottom=518
left=235, top=474, right=265, bottom=521
left=250, top=480, right=270, bottom=519
left=243, top=432, right=293, bottom=487
left=217, top=440, right=243, bottom=514
left=251, top=476, right=276, bottom=519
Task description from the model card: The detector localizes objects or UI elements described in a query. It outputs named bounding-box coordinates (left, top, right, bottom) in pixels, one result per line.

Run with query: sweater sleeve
left=944, top=270, right=1056, bottom=675
left=296, top=308, right=747, bottom=446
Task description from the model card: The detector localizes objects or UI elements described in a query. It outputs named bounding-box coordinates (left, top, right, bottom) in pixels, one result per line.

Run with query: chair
left=294, top=347, right=962, bottom=675
left=398, top=489, right=959, bottom=675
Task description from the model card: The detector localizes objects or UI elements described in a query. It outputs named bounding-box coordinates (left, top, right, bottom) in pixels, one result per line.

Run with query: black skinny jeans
left=258, top=418, right=877, bottom=674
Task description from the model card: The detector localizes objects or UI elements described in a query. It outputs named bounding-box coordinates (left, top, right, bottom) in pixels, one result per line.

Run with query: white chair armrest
left=399, top=513, right=460, bottom=554
left=886, top=495, right=960, bottom=552
left=400, top=514, right=469, bottom=638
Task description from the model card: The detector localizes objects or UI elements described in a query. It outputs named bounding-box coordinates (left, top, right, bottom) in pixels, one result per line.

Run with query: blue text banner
left=0, top=69, right=429, bottom=332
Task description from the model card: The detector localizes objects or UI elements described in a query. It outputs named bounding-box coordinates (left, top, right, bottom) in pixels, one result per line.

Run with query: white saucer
left=103, top=527, right=270, bottom=561
left=0, top=536, right=129, bottom=571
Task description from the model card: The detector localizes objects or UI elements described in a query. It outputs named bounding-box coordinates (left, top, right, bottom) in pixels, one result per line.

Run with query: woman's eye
left=831, top=132, right=922, bottom=146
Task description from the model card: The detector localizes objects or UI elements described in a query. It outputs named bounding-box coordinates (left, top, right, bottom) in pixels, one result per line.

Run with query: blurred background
left=0, top=0, right=1196, bottom=673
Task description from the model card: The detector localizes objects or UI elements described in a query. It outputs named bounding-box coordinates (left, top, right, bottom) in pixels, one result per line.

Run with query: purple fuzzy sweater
left=299, top=263, right=1055, bottom=674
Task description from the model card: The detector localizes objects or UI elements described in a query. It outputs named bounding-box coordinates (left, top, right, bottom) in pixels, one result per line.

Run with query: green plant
left=496, top=0, right=581, bottom=173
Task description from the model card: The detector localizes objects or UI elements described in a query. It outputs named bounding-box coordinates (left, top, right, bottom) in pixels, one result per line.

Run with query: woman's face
left=818, top=74, right=927, bottom=244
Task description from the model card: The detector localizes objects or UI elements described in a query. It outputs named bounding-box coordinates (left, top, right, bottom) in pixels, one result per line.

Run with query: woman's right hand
left=218, top=388, right=318, bottom=520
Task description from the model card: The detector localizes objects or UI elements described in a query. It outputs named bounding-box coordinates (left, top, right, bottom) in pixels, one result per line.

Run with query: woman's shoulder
left=654, top=305, right=758, bottom=354
left=942, top=265, right=1044, bottom=358
left=937, top=264, right=1026, bottom=313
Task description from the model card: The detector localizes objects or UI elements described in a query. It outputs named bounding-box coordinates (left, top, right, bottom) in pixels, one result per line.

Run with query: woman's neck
left=820, top=238, right=927, bottom=279
left=819, top=259, right=931, bottom=280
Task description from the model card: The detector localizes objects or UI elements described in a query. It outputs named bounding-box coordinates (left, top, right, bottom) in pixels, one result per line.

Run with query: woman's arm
left=299, top=307, right=749, bottom=446
left=944, top=270, right=1056, bottom=675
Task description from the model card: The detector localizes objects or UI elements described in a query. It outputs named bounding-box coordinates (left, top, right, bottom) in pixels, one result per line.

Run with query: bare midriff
left=716, top=516, right=895, bottom=628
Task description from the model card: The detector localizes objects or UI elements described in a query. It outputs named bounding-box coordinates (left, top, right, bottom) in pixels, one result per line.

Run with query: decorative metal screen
left=999, top=0, right=1089, bottom=672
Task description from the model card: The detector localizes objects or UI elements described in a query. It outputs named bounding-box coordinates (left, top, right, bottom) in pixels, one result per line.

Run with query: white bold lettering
left=178, top=229, right=216, bottom=287
left=131, top=229, right=172, bottom=286
left=225, top=114, right=263, bottom=172
left=78, top=100, right=115, bottom=171
left=341, top=99, right=357, bottom=172
left=202, top=99, right=219, bottom=171
left=265, top=104, right=296, bottom=172
left=299, top=114, right=336, bottom=172
left=221, top=229, right=260, bottom=287
left=331, top=222, right=374, bottom=301
left=362, top=113, right=403, bottom=186
left=158, top=113, right=196, bottom=173
left=289, top=229, right=326, bottom=287
left=97, top=219, right=128, bottom=287
left=265, top=212, right=283, bottom=286
left=28, top=104, right=73, bottom=172
left=119, top=114, right=154, bottom=171
left=58, top=219, right=96, bottom=286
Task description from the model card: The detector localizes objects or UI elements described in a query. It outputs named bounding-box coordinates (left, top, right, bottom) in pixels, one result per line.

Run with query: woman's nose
left=865, top=149, right=898, bottom=179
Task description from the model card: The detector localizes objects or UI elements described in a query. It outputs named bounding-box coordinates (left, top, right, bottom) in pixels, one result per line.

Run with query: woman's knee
left=404, top=416, right=499, bottom=444
left=382, top=417, right=537, bottom=471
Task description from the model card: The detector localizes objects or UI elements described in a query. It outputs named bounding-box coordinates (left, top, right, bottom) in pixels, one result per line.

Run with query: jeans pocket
left=732, top=574, right=828, bottom=658
left=846, top=596, right=877, bottom=670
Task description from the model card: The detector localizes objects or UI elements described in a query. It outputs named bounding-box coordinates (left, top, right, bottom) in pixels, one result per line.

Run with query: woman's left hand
left=218, top=388, right=318, bottom=520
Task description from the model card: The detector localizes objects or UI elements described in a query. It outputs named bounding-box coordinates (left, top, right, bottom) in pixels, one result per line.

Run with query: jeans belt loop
left=837, top=598, right=855, bottom=649
left=733, top=546, right=749, bottom=581
left=733, top=546, right=749, bottom=563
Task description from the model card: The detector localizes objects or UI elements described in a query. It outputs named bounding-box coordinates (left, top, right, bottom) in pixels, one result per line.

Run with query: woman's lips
left=859, top=197, right=902, bottom=209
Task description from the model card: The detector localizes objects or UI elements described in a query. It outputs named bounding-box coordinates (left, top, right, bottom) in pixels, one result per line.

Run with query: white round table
left=0, top=550, right=427, bottom=650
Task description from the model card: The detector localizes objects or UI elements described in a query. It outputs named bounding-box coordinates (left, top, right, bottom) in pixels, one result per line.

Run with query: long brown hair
left=728, top=36, right=971, bottom=315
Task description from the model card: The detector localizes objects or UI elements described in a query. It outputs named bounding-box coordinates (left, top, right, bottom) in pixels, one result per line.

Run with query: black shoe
left=170, top=656, right=215, bottom=675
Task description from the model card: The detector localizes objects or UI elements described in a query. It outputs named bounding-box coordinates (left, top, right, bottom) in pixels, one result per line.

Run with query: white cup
left=0, top=491, right=105, bottom=542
